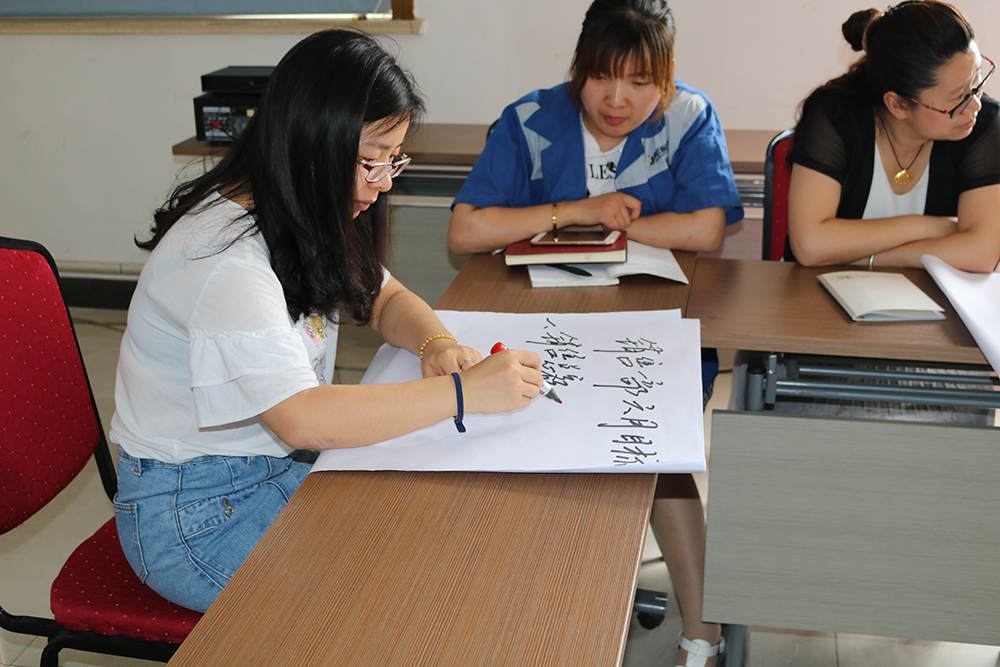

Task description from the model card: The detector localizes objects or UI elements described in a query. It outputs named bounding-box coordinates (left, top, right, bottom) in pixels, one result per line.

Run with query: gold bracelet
left=419, top=333, right=458, bottom=359
left=551, top=203, right=558, bottom=241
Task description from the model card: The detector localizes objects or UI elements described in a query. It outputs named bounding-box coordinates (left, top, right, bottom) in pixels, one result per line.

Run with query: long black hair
left=139, top=30, right=425, bottom=324
left=796, top=1, right=973, bottom=134
left=569, top=0, right=676, bottom=120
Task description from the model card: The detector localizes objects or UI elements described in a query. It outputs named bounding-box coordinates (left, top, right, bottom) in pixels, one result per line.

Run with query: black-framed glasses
left=356, top=153, right=411, bottom=183
left=912, top=55, right=995, bottom=118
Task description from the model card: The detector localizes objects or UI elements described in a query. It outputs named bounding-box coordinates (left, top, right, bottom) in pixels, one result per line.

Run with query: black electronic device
left=194, top=66, right=273, bottom=144
left=194, top=93, right=260, bottom=143
left=200, top=66, right=273, bottom=94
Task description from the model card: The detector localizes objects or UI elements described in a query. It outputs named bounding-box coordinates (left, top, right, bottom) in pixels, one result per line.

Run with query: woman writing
left=449, top=2, right=739, bottom=665
left=111, top=30, right=542, bottom=613
left=788, top=0, right=1000, bottom=272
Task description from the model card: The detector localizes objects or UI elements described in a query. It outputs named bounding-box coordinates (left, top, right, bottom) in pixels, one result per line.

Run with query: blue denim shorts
left=113, top=447, right=311, bottom=612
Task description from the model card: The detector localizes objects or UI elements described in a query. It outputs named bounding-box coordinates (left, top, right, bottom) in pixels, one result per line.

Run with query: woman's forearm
left=369, top=277, right=454, bottom=356
left=877, top=228, right=1000, bottom=272
left=625, top=208, right=726, bottom=252
left=789, top=214, right=955, bottom=266
left=448, top=203, right=556, bottom=254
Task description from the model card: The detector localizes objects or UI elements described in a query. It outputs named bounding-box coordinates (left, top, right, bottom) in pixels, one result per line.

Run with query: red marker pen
left=490, top=342, right=562, bottom=404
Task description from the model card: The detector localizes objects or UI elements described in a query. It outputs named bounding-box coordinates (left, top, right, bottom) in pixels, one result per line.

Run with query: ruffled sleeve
left=190, top=327, right=318, bottom=427
left=187, top=253, right=319, bottom=428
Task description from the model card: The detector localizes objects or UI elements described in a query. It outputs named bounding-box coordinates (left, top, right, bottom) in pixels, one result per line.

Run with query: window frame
left=0, top=0, right=419, bottom=34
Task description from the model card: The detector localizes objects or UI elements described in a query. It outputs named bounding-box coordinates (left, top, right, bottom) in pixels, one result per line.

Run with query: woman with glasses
left=788, top=0, right=1000, bottom=272
left=729, top=2, right=995, bottom=432
left=110, top=30, right=543, bottom=613
left=449, top=1, right=738, bottom=665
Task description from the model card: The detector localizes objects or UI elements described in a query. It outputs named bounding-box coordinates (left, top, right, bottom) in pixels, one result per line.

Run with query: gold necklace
left=880, top=120, right=927, bottom=186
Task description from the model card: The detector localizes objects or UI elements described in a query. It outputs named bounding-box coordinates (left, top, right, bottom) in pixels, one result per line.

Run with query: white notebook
left=818, top=271, right=945, bottom=322
left=527, top=241, right=688, bottom=288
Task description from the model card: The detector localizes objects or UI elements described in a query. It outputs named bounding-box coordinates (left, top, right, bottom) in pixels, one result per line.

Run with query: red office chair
left=0, top=236, right=202, bottom=667
left=761, top=129, right=794, bottom=261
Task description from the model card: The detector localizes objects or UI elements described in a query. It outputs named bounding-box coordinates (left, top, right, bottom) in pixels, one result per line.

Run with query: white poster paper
left=922, top=254, right=1000, bottom=375
left=312, top=310, right=705, bottom=474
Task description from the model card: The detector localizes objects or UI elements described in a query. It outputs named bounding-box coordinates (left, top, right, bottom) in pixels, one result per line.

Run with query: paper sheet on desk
left=922, top=254, right=1000, bottom=375
left=312, top=310, right=706, bottom=474
left=528, top=241, right=688, bottom=288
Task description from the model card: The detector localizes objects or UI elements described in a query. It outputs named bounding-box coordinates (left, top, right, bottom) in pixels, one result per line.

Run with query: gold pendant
left=894, top=169, right=912, bottom=186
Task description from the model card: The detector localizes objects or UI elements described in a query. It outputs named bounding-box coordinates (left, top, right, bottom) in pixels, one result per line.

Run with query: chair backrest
left=0, top=237, right=116, bottom=534
left=762, top=129, right=794, bottom=261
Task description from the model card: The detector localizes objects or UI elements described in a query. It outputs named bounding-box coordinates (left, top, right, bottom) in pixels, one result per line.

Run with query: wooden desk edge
left=690, top=258, right=988, bottom=366
left=173, top=127, right=776, bottom=173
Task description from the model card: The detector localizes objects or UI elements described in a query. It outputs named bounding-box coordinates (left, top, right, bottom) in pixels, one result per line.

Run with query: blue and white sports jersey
left=454, top=81, right=743, bottom=227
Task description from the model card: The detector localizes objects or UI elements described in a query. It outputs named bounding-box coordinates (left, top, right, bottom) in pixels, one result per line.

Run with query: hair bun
left=842, top=8, right=880, bottom=51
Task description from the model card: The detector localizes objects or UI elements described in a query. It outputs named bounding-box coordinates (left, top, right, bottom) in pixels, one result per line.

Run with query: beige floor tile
left=836, top=633, right=1000, bottom=667
left=0, top=629, right=36, bottom=667
left=12, top=641, right=164, bottom=667
left=745, top=627, right=838, bottom=667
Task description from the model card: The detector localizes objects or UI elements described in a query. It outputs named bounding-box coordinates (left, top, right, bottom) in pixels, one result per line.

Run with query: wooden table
left=166, top=252, right=696, bottom=667
left=173, top=126, right=775, bottom=174
left=689, top=258, right=1000, bottom=648
left=171, top=123, right=491, bottom=165
left=687, top=257, right=986, bottom=365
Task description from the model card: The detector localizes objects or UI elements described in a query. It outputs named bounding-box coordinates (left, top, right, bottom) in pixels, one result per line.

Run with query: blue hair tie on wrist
left=451, top=372, right=466, bottom=433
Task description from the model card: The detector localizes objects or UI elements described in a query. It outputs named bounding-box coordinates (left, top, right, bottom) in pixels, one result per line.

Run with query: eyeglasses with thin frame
left=911, top=55, right=995, bottom=118
left=356, top=153, right=411, bottom=183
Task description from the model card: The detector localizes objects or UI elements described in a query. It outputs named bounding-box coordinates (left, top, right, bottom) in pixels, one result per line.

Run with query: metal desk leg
left=721, top=623, right=749, bottom=667
left=746, top=353, right=768, bottom=412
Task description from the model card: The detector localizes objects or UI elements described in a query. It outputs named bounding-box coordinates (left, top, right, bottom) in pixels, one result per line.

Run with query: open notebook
left=527, top=241, right=688, bottom=287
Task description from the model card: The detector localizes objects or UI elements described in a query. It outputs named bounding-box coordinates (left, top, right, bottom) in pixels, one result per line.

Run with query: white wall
left=1, top=0, right=998, bottom=264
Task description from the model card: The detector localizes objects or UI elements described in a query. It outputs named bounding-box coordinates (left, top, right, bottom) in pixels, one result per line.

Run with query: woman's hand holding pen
left=418, top=335, right=544, bottom=413
left=458, top=348, right=543, bottom=414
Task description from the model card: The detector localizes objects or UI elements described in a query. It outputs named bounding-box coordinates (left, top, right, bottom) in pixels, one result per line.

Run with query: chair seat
left=51, top=518, right=202, bottom=643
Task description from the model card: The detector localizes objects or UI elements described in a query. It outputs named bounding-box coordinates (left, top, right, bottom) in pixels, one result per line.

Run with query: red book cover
left=504, top=231, right=628, bottom=265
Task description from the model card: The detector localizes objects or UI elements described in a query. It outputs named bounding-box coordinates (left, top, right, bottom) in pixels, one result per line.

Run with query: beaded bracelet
left=419, top=333, right=457, bottom=360
left=451, top=372, right=466, bottom=433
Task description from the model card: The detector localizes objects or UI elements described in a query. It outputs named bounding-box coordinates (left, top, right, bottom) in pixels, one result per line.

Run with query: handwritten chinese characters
left=312, top=310, right=704, bottom=474
left=525, top=318, right=667, bottom=467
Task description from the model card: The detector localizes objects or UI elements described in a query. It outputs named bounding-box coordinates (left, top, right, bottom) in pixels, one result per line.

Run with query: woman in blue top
left=449, top=2, right=740, bottom=665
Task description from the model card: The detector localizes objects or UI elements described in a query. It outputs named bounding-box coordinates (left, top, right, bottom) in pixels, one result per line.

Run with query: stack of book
left=504, top=230, right=627, bottom=266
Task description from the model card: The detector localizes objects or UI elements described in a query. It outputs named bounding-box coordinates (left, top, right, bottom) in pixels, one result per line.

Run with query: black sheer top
left=789, top=91, right=1000, bottom=220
